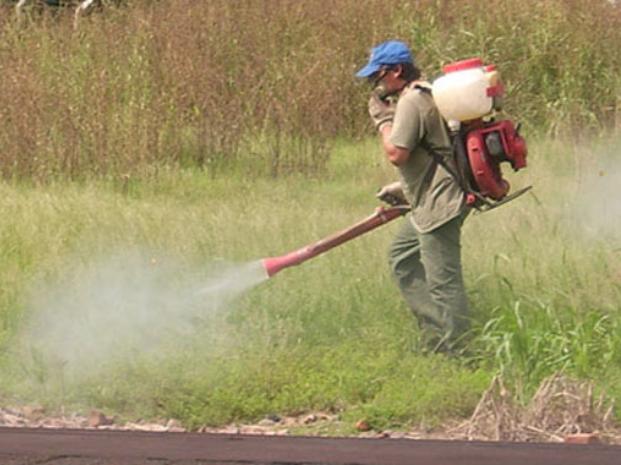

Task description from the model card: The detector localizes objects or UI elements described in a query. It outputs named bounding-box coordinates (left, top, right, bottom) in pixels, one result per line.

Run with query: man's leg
left=419, top=214, right=470, bottom=349
left=388, top=214, right=448, bottom=346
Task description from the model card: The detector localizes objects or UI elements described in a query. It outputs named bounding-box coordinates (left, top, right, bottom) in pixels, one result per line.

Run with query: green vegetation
left=0, top=0, right=619, bottom=432
left=0, top=137, right=620, bottom=430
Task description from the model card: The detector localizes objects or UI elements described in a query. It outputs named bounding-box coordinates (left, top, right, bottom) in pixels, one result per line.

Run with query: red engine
left=464, top=119, right=528, bottom=202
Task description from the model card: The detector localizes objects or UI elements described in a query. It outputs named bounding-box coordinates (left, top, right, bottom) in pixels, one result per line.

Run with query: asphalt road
left=1, top=427, right=620, bottom=465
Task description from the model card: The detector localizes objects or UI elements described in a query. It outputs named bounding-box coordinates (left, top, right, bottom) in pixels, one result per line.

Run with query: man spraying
left=356, top=40, right=470, bottom=353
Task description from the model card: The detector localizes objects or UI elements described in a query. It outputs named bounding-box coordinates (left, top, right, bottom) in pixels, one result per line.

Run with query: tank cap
left=443, top=58, right=483, bottom=73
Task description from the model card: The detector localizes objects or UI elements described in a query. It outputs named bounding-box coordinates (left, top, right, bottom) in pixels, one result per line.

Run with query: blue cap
left=355, top=40, right=414, bottom=78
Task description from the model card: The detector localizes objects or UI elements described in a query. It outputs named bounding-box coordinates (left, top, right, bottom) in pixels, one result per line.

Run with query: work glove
left=376, top=181, right=408, bottom=206
left=368, top=92, right=397, bottom=132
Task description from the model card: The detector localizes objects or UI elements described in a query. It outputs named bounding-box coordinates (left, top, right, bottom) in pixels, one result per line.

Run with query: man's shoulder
left=399, top=82, right=434, bottom=108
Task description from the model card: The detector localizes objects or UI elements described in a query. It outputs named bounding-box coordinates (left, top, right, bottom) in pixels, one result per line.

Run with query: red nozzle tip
left=262, top=257, right=283, bottom=278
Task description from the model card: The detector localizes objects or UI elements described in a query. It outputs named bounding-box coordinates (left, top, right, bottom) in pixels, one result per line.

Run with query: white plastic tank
left=432, top=58, right=503, bottom=122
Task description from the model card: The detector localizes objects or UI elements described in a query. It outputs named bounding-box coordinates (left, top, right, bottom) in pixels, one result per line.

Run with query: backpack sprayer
left=432, top=57, right=530, bottom=210
left=262, top=58, right=530, bottom=277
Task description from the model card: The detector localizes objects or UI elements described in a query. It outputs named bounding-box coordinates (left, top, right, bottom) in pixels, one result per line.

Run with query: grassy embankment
left=0, top=0, right=620, bottom=432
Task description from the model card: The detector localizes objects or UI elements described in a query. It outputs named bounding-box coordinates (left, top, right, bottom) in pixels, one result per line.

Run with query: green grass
left=0, top=136, right=619, bottom=430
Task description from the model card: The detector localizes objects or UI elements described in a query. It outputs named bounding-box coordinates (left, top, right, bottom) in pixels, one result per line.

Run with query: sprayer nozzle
left=262, top=257, right=285, bottom=278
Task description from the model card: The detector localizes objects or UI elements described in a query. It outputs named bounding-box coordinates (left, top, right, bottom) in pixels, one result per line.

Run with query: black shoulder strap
left=413, top=84, right=432, bottom=94
left=420, top=132, right=470, bottom=195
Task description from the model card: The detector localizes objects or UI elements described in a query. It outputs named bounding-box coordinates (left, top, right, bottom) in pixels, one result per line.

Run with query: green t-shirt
left=389, top=83, right=467, bottom=233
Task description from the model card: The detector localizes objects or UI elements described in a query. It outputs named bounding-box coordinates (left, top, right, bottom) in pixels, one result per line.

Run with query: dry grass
left=455, top=374, right=619, bottom=443
left=0, top=0, right=619, bottom=179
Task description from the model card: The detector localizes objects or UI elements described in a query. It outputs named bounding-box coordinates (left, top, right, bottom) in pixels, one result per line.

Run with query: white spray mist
left=20, top=250, right=269, bottom=379
left=570, top=149, right=621, bottom=241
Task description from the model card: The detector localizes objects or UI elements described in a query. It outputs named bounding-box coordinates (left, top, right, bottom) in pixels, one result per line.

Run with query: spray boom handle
left=262, top=205, right=410, bottom=277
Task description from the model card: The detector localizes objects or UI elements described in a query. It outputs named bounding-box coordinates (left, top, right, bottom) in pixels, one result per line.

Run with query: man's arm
left=368, top=94, right=409, bottom=165
left=379, top=124, right=410, bottom=166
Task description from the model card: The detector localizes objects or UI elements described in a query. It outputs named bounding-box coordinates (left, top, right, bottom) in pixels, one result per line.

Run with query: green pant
left=388, top=212, right=469, bottom=352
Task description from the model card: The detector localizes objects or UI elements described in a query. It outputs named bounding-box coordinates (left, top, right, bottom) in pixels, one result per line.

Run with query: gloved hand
left=368, top=92, right=396, bottom=132
left=376, top=181, right=408, bottom=206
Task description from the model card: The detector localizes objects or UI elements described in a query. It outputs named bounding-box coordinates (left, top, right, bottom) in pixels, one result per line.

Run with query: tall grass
left=463, top=135, right=621, bottom=401
left=0, top=0, right=619, bottom=179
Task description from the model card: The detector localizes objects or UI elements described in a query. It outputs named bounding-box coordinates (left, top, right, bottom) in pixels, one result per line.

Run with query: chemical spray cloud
left=570, top=149, right=621, bottom=241
left=21, top=250, right=268, bottom=379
